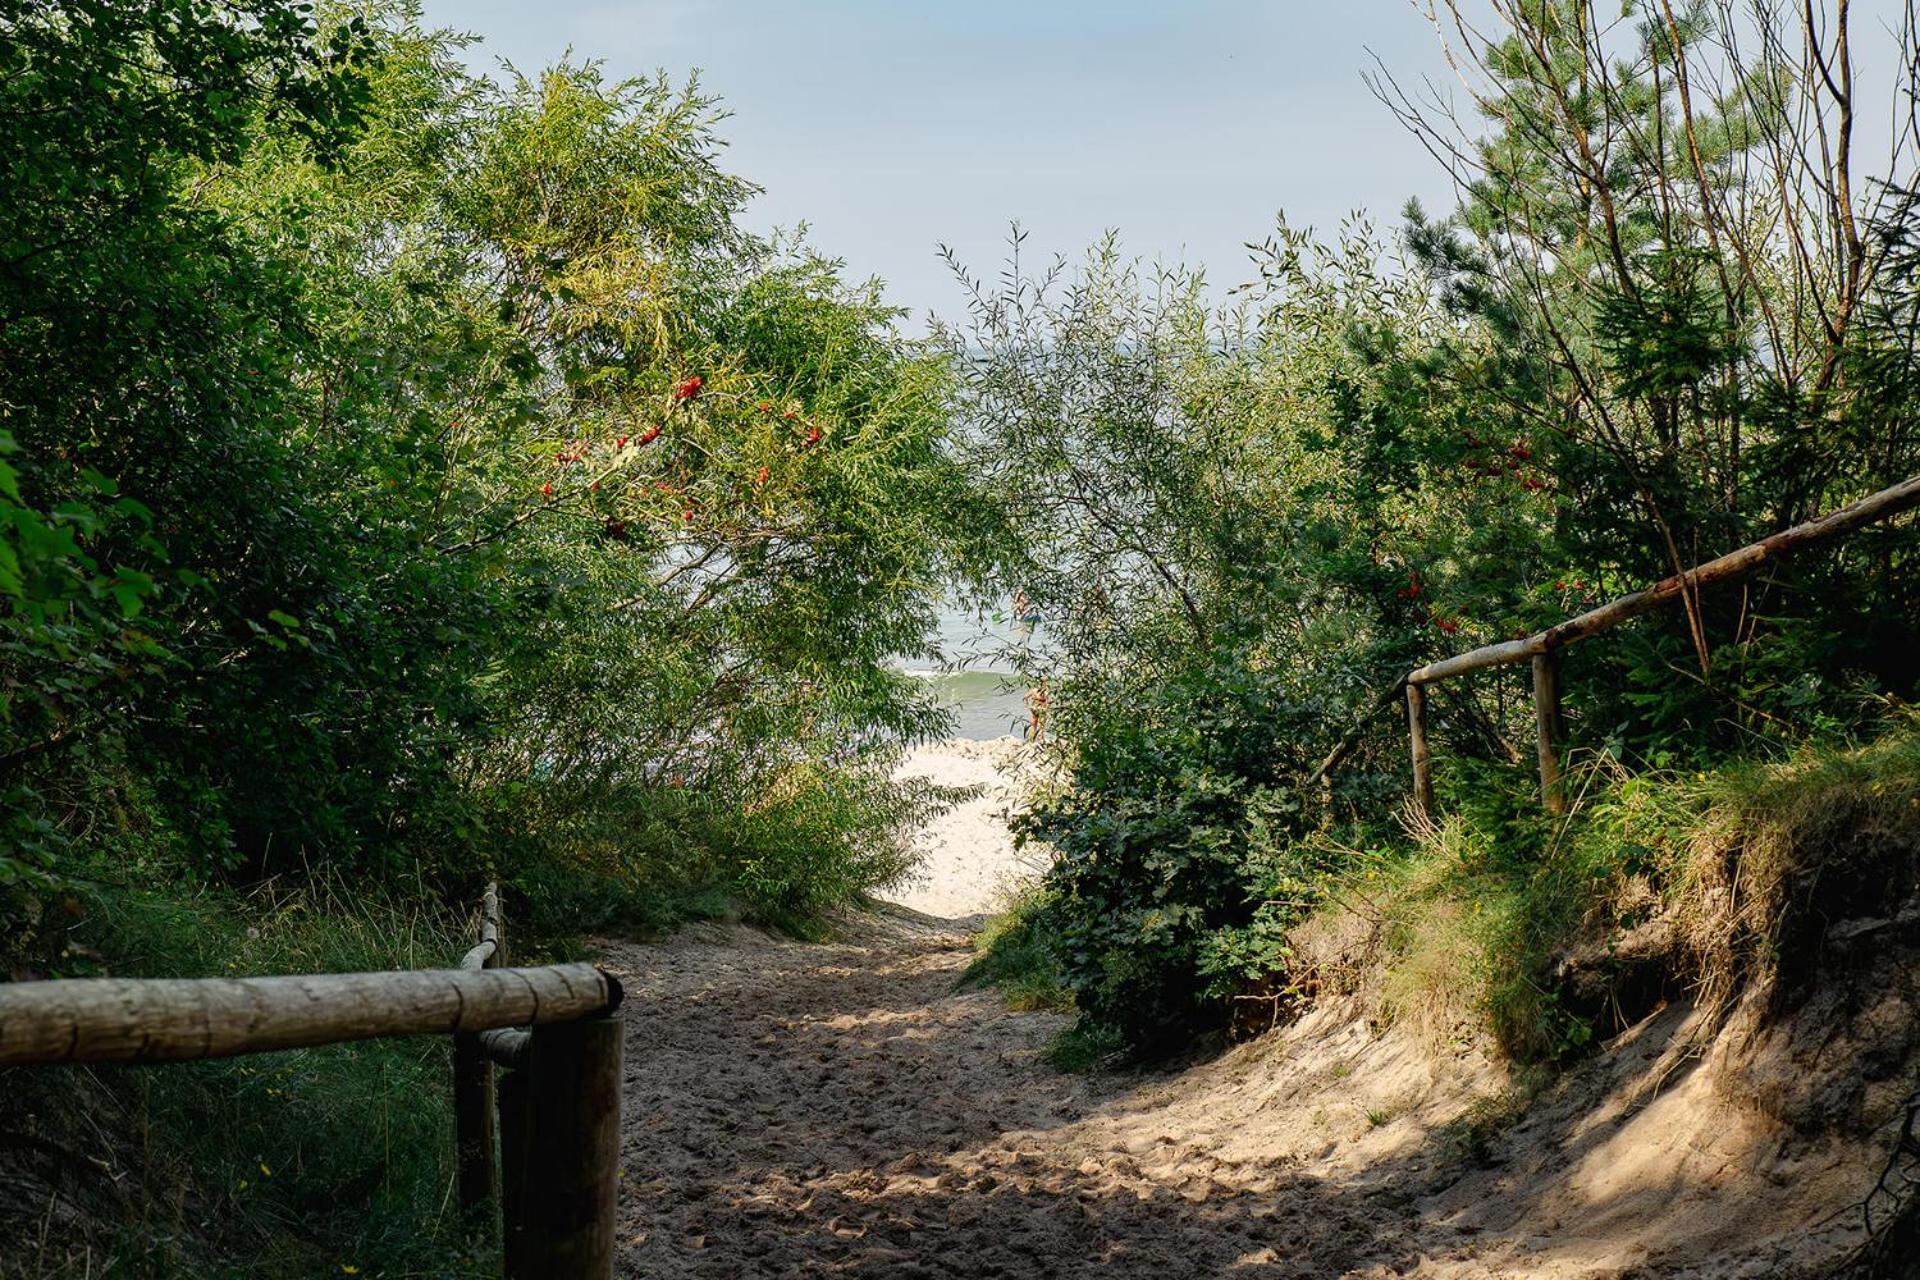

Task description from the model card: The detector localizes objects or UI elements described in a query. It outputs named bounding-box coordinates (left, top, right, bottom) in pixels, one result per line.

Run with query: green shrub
left=1017, top=652, right=1337, bottom=1056
left=505, top=760, right=951, bottom=941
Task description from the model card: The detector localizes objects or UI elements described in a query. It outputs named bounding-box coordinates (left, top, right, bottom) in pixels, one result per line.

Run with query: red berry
left=638, top=426, right=661, bottom=446
left=672, top=375, right=704, bottom=402
left=540, top=483, right=553, bottom=497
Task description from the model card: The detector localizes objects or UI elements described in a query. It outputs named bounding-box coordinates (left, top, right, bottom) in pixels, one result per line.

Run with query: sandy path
left=598, top=911, right=1408, bottom=1279
left=595, top=913, right=1883, bottom=1280
left=592, top=740, right=1877, bottom=1277
left=595, top=743, right=1442, bottom=1276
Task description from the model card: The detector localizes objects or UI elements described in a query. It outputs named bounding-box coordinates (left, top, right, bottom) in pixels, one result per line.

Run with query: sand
left=598, top=907, right=1884, bottom=1278
left=876, top=738, right=1049, bottom=919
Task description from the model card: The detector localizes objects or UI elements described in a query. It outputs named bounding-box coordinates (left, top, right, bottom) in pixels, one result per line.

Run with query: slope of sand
left=593, top=741, right=1902, bottom=1277
left=876, top=738, right=1049, bottom=919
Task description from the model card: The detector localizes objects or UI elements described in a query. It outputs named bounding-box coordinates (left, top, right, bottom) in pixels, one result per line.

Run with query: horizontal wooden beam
left=1408, top=635, right=1543, bottom=685
left=0, top=963, right=621, bottom=1066
left=479, top=1026, right=533, bottom=1069
left=1409, top=473, right=1920, bottom=687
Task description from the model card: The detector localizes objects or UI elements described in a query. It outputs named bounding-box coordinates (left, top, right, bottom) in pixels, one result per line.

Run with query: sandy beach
left=877, top=737, right=1049, bottom=919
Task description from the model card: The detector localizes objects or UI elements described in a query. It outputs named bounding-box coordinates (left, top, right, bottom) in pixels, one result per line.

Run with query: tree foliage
left=947, top=1, right=1920, bottom=1054
left=0, top=2, right=985, bottom=931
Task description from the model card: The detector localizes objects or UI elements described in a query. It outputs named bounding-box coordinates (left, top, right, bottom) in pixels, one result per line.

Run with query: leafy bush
left=1016, top=652, right=1333, bottom=1054
left=506, top=759, right=948, bottom=940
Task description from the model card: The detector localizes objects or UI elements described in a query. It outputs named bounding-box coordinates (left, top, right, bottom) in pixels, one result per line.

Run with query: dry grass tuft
left=1671, top=729, right=1920, bottom=1013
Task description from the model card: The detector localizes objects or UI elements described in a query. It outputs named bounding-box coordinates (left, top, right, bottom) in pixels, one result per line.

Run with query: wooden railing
left=0, top=882, right=623, bottom=1279
left=1396, top=473, right=1920, bottom=819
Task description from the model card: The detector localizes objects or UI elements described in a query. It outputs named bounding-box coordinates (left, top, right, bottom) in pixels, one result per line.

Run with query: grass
left=959, top=885, right=1074, bottom=1014
left=1, top=877, right=497, bottom=1279
left=1669, top=727, right=1920, bottom=1006
left=1043, top=1020, right=1128, bottom=1073
left=505, top=765, right=940, bottom=943
left=958, top=885, right=1138, bottom=1070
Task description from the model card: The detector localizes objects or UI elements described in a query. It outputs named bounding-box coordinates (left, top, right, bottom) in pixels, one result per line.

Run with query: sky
left=418, top=0, right=1465, bottom=327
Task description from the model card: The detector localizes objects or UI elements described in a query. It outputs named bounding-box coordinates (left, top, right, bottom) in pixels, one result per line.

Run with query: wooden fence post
left=1407, top=681, right=1434, bottom=823
left=503, top=1015, right=622, bottom=1280
left=498, top=1060, right=532, bottom=1277
left=453, top=1032, right=497, bottom=1219
left=1532, top=650, right=1565, bottom=816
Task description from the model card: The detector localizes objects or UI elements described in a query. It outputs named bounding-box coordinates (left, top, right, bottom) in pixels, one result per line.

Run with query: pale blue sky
left=420, top=1, right=1914, bottom=328
left=421, top=1, right=1461, bottom=324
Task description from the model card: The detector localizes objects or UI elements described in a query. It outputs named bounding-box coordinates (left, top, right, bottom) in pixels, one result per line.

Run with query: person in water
left=1012, top=589, right=1042, bottom=643
left=1024, top=678, right=1050, bottom=742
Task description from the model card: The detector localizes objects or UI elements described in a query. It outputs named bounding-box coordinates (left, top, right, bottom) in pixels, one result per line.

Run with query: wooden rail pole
left=0, top=964, right=616, bottom=1065
left=1407, top=681, right=1435, bottom=823
left=454, top=885, right=506, bottom=1220
left=506, top=1016, right=623, bottom=1280
left=1532, top=650, right=1566, bottom=816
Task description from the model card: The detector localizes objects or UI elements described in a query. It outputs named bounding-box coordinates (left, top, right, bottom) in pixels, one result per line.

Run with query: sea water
left=899, top=601, right=1042, bottom=741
